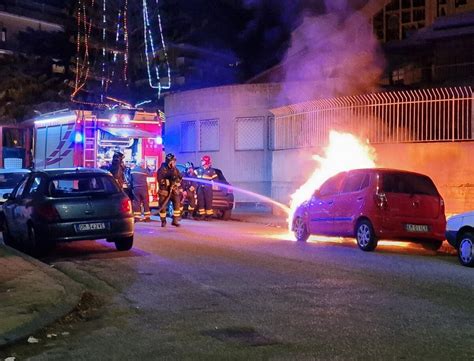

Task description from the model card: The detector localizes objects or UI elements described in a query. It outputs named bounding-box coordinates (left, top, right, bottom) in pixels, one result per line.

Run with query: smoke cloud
left=276, top=0, right=385, bottom=105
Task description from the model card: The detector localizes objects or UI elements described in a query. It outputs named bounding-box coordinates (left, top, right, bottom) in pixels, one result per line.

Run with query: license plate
left=405, top=224, right=429, bottom=232
left=75, top=222, right=107, bottom=232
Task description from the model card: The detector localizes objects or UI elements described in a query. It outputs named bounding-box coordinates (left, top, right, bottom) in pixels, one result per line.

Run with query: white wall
left=164, top=84, right=282, bottom=202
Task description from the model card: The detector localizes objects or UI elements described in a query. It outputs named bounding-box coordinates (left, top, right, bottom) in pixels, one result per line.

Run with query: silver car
left=2, top=168, right=134, bottom=255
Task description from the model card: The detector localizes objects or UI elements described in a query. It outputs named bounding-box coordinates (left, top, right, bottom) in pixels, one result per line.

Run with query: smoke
left=276, top=0, right=385, bottom=105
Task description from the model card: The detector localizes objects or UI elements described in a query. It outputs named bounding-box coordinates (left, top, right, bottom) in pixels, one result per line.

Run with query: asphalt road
left=1, top=218, right=473, bottom=360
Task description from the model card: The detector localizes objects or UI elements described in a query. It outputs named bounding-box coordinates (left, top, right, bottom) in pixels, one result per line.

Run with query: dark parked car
left=2, top=168, right=134, bottom=255
left=292, top=168, right=446, bottom=251
left=172, top=165, right=234, bottom=220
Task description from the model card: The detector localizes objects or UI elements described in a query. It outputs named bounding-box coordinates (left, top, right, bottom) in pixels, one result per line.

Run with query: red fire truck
left=32, top=108, right=164, bottom=205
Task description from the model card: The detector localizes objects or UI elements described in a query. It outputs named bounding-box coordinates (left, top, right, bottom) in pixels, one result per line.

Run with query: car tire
left=27, top=225, right=54, bottom=257
left=355, top=219, right=378, bottom=251
left=113, top=236, right=134, bottom=251
left=2, top=221, right=15, bottom=247
left=421, top=239, right=444, bottom=251
left=293, top=216, right=310, bottom=242
left=221, top=209, right=232, bottom=221
left=457, top=232, right=474, bottom=267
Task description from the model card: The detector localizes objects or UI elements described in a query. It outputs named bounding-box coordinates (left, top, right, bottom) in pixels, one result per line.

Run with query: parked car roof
left=0, top=168, right=31, bottom=174
left=31, top=168, right=111, bottom=177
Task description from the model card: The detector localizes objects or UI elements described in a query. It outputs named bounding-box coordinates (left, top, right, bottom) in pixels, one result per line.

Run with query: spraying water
left=182, top=177, right=291, bottom=216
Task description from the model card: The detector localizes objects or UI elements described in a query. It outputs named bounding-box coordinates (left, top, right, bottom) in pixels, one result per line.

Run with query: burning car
left=292, top=168, right=446, bottom=251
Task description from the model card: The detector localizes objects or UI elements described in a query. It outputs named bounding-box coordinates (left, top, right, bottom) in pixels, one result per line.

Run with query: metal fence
left=269, top=87, right=474, bottom=150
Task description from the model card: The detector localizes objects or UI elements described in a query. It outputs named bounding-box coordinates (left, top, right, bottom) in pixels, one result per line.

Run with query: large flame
left=288, top=131, right=377, bottom=230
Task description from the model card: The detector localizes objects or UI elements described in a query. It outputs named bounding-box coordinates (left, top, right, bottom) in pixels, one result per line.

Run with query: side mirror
left=3, top=193, right=11, bottom=200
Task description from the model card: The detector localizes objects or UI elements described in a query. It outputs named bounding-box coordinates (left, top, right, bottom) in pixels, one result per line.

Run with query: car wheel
left=457, top=232, right=474, bottom=267
left=2, top=221, right=15, bottom=247
left=293, top=216, right=309, bottom=242
left=356, top=219, right=378, bottom=251
left=221, top=209, right=232, bottom=221
left=113, top=236, right=134, bottom=251
left=421, top=239, right=444, bottom=251
left=27, top=225, right=54, bottom=257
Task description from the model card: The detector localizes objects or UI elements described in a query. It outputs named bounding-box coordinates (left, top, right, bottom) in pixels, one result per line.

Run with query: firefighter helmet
left=165, top=153, right=176, bottom=164
left=201, top=155, right=211, bottom=167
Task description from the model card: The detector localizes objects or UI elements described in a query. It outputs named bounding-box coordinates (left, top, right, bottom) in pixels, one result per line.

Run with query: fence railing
left=269, top=87, right=474, bottom=150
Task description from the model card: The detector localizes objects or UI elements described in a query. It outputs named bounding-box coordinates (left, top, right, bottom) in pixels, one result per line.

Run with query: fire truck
left=32, top=108, right=164, bottom=205
left=0, top=125, right=33, bottom=169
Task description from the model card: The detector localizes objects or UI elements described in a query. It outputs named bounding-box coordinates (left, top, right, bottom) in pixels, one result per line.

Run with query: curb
left=0, top=245, right=84, bottom=347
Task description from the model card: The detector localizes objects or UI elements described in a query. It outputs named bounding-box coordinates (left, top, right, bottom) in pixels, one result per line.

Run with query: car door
left=308, top=173, right=345, bottom=235
left=17, top=175, right=44, bottom=240
left=3, top=176, right=29, bottom=237
left=333, top=171, right=370, bottom=236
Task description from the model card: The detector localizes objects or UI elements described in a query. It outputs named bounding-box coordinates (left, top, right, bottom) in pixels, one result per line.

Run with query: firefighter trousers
left=158, top=190, right=181, bottom=221
left=197, top=186, right=213, bottom=217
left=181, top=189, right=196, bottom=217
left=132, top=187, right=150, bottom=221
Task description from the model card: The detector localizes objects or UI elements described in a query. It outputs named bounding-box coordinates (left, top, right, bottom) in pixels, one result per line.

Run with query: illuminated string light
left=142, top=0, right=171, bottom=98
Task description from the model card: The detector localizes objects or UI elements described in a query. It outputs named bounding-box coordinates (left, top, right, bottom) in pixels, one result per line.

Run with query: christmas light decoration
left=72, top=0, right=171, bottom=106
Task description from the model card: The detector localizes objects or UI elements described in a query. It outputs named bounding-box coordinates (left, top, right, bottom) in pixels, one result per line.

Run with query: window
left=341, top=173, right=367, bottom=193
left=26, top=177, right=42, bottom=196
left=455, top=0, right=467, bottom=7
left=199, top=119, right=219, bottom=151
left=48, top=175, right=120, bottom=197
left=181, top=121, right=197, bottom=152
left=319, top=174, right=344, bottom=197
left=3, top=128, right=25, bottom=148
left=13, top=178, right=29, bottom=199
left=382, top=173, right=438, bottom=196
left=235, top=116, right=265, bottom=150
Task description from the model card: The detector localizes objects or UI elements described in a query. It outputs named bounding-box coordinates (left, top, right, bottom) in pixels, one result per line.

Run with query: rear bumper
left=35, top=216, right=134, bottom=242
left=371, top=215, right=446, bottom=242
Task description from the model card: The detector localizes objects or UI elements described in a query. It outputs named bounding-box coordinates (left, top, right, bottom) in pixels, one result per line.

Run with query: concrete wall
left=164, top=84, right=282, bottom=202
left=271, top=142, right=474, bottom=216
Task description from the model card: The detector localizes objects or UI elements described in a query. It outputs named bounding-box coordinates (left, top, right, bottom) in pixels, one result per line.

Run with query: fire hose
left=154, top=183, right=179, bottom=214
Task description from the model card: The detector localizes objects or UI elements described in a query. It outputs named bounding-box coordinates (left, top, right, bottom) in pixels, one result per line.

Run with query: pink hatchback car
left=292, top=168, right=446, bottom=251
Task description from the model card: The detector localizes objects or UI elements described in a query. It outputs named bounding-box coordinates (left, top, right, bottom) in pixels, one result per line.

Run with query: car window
left=341, top=173, right=368, bottom=193
left=382, top=173, right=438, bottom=196
left=215, top=169, right=227, bottom=183
left=0, top=172, right=28, bottom=189
left=47, top=174, right=121, bottom=197
left=13, top=178, right=29, bottom=199
left=319, top=174, right=344, bottom=197
left=25, top=176, right=43, bottom=196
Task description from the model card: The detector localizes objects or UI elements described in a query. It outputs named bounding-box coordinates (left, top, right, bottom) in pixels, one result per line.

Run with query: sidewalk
left=0, top=244, right=83, bottom=347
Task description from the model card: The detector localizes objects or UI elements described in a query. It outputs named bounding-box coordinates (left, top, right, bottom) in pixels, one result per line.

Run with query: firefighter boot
left=172, top=217, right=180, bottom=227
left=161, top=218, right=167, bottom=227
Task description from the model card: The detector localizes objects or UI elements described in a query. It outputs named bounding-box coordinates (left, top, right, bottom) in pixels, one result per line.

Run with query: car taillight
left=374, top=192, right=387, bottom=209
left=121, top=198, right=132, bottom=214
left=36, top=204, right=60, bottom=221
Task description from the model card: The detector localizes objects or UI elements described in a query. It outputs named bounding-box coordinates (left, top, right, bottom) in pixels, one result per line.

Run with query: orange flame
left=288, top=131, right=377, bottom=230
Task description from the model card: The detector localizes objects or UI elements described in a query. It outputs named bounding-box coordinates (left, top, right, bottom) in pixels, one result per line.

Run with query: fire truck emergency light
left=74, top=132, right=83, bottom=143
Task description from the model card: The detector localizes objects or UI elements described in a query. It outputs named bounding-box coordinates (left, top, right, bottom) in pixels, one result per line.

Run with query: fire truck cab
left=32, top=108, right=164, bottom=205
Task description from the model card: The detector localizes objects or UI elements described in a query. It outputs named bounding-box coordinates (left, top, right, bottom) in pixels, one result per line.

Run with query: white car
left=0, top=168, right=31, bottom=204
left=446, top=211, right=474, bottom=267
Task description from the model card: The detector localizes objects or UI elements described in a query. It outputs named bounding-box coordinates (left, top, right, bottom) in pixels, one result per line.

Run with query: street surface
left=1, top=218, right=473, bottom=360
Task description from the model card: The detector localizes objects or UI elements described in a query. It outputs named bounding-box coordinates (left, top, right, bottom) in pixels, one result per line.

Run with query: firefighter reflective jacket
left=157, top=163, right=182, bottom=191
left=130, top=165, right=151, bottom=189
left=195, top=167, right=218, bottom=188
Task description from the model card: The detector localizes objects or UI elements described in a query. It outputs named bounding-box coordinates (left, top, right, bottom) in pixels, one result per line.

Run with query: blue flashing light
left=74, top=132, right=83, bottom=143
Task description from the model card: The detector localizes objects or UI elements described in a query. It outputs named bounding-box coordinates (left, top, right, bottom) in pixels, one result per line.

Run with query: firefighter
left=157, top=153, right=182, bottom=227
left=130, top=160, right=152, bottom=222
left=181, top=162, right=197, bottom=219
left=110, top=151, right=126, bottom=189
left=195, top=155, right=218, bottom=221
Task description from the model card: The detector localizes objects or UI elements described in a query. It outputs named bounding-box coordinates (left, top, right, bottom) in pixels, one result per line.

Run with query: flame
left=288, top=131, right=377, bottom=231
